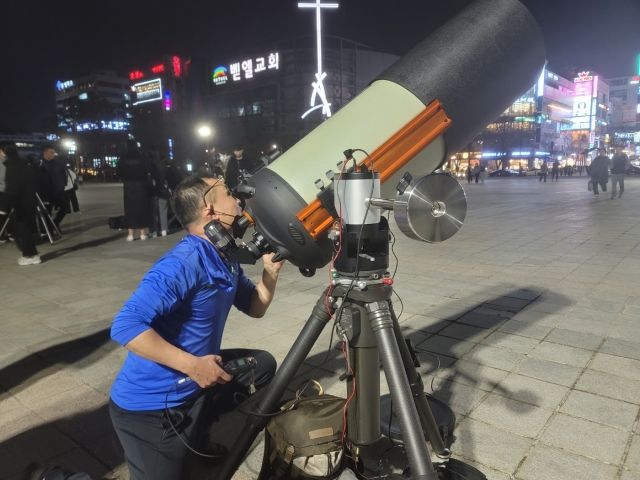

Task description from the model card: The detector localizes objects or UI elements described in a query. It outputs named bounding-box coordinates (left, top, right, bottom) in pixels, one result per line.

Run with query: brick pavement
left=1, top=176, right=640, bottom=479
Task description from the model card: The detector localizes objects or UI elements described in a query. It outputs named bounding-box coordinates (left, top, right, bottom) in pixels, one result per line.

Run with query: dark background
left=1, top=0, right=639, bottom=131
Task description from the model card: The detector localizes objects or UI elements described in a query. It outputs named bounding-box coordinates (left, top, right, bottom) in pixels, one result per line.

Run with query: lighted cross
left=298, top=0, right=338, bottom=118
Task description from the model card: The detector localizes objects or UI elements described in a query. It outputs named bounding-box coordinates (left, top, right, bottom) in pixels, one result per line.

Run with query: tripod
left=0, top=193, right=61, bottom=245
left=217, top=167, right=483, bottom=479
left=217, top=264, right=455, bottom=479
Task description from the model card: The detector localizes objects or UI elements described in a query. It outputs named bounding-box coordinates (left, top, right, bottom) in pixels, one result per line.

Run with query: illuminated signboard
left=164, top=91, right=171, bottom=111
left=213, top=67, right=228, bottom=85
left=132, top=78, right=163, bottom=105
left=56, top=80, right=74, bottom=91
left=151, top=64, right=165, bottom=73
left=76, top=120, right=129, bottom=132
left=130, top=71, right=144, bottom=80
left=173, top=56, right=181, bottom=77
left=574, top=71, right=593, bottom=83
left=573, top=80, right=593, bottom=118
left=630, top=76, right=640, bottom=85
left=213, top=52, right=279, bottom=85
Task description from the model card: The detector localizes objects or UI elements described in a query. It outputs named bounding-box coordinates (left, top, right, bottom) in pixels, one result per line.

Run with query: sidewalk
left=1, top=177, right=640, bottom=479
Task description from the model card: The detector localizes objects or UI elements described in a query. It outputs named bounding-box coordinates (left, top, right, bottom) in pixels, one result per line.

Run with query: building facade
left=55, top=70, right=131, bottom=171
left=128, top=55, right=195, bottom=162
left=606, top=75, right=640, bottom=156
left=474, top=68, right=611, bottom=171
left=202, top=36, right=399, bottom=162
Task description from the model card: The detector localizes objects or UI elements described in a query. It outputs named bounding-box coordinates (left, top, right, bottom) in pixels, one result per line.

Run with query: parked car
left=488, top=169, right=520, bottom=177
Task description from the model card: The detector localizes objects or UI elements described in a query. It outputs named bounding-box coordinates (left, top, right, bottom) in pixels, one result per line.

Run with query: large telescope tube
left=242, top=0, right=545, bottom=270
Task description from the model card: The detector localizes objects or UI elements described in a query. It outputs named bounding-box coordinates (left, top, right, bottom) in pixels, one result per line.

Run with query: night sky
left=1, top=0, right=639, bottom=132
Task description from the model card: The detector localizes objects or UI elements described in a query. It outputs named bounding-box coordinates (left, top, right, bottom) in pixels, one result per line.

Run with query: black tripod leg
left=367, top=301, right=439, bottom=480
left=389, top=304, right=448, bottom=456
left=216, top=289, right=335, bottom=480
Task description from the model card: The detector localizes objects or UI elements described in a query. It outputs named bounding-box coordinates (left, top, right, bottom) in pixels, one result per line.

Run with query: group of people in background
left=588, top=146, right=630, bottom=198
left=0, top=143, right=81, bottom=265
left=116, top=141, right=252, bottom=243
left=466, top=163, right=487, bottom=184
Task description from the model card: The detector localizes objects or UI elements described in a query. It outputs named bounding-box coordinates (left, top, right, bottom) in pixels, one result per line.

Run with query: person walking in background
left=224, top=144, right=253, bottom=190
left=473, top=163, right=481, bottom=183
left=467, top=163, right=473, bottom=184
left=539, top=161, right=548, bottom=182
left=0, top=142, right=41, bottom=265
left=479, top=164, right=487, bottom=184
left=610, top=146, right=629, bottom=199
left=40, top=145, right=68, bottom=231
left=551, top=160, right=560, bottom=182
left=147, top=146, right=169, bottom=237
left=63, top=168, right=80, bottom=214
left=116, top=141, right=155, bottom=241
left=590, top=148, right=610, bottom=198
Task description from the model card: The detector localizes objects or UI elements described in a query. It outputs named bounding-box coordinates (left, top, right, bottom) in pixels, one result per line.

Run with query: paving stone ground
left=1, top=175, right=640, bottom=480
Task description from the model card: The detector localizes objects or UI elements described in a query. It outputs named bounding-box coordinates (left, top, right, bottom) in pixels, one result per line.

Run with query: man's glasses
left=202, top=178, right=232, bottom=207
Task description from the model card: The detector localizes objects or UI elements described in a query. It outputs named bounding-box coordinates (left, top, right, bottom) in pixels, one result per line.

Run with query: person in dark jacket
left=610, top=146, right=629, bottom=199
left=224, top=144, right=253, bottom=190
left=40, top=145, right=68, bottom=230
left=0, top=142, right=41, bottom=265
left=590, top=149, right=611, bottom=197
left=551, top=160, right=560, bottom=182
left=147, top=146, right=168, bottom=237
left=116, top=141, right=155, bottom=241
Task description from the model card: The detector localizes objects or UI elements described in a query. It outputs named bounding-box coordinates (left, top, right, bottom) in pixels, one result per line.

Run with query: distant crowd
left=115, top=140, right=255, bottom=242
left=0, top=142, right=81, bottom=265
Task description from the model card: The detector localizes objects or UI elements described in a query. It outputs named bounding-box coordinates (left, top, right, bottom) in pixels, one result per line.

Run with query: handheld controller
left=178, top=356, right=257, bottom=384
left=222, top=357, right=257, bottom=375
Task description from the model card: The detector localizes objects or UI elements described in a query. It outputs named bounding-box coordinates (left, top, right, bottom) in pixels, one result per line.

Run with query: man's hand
left=262, top=252, right=285, bottom=277
left=186, top=354, right=232, bottom=388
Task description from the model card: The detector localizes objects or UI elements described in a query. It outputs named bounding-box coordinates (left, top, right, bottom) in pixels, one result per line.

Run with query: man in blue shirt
left=109, top=172, right=284, bottom=479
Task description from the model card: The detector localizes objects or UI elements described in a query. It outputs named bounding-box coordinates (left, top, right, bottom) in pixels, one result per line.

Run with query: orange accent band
left=296, top=100, right=451, bottom=240
left=242, top=210, right=255, bottom=225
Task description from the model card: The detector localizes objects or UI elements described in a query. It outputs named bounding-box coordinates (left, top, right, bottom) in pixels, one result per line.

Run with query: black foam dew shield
left=375, top=0, right=545, bottom=161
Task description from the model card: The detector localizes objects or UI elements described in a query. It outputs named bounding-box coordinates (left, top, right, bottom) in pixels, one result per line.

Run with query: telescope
left=216, top=0, right=544, bottom=277
left=213, top=0, right=545, bottom=478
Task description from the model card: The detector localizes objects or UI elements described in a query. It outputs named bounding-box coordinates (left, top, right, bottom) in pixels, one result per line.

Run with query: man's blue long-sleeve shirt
left=110, top=234, right=255, bottom=411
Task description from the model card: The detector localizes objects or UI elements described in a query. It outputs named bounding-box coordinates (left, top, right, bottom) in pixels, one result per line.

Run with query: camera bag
left=259, top=388, right=346, bottom=480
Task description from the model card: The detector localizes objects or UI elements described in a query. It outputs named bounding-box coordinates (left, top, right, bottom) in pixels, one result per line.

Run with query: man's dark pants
left=539, top=173, right=546, bottom=182
left=592, top=177, right=607, bottom=195
left=110, top=349, right=276, bottom=480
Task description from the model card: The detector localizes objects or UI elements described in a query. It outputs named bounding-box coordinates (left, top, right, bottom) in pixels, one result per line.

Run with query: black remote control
left=222, top=357, right=257, bottom=375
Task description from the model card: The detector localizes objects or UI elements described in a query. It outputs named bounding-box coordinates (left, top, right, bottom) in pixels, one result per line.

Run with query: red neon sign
left=151, top=64, right=165, bottom=73
left=129, top=71, right=144, bottom=80
left=173, top=56, right=181, bottom=77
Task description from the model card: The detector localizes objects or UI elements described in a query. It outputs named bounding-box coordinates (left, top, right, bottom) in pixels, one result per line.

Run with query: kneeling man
left=109, top=173, right=284, bottom=479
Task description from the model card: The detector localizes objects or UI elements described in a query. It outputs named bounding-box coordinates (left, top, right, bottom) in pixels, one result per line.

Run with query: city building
left=201, top=36, right=399, bottom=162
left=55, top=70, right=131, bottom=171
left=473, top=67, right=574, bottom=171
left=128, top=55, right=196, bottom=163
left=474, top=68, right=610, bottom=171
left=606, top=74, right=640, bottom=156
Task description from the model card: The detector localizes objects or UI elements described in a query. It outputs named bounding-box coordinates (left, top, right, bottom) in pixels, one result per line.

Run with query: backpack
left=259, top=386, right=346, bottom=480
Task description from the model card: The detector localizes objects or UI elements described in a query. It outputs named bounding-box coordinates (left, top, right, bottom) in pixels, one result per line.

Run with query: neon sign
left=574, top=71, right=593, bottom=83
left=151, top=64, right=165, bottom=73
left=130, top=71, right=144, bottom=80
left=132, top=78, right=163, bottom=105
left=164, top=91, right=171, bottom=111
left=213, top=53, right=279, bottom=86
left=56, top=80, right=74, bottom=91
left=213, top=66, right=228, bottom=85
left=173, top=56, right=181, bottom=77
left=299, top=0, right=338, bottom=119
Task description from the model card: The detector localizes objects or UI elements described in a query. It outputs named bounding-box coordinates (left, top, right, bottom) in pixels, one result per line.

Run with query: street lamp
left=197, top=125, right=212, bottom=150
